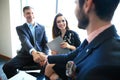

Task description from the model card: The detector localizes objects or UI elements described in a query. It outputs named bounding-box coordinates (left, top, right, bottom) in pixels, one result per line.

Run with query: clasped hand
left=32, top=51, right=47, bottom=66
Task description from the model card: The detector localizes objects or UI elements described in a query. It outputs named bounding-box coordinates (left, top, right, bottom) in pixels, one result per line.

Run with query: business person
left=40, top=0, right=120, bottom=80
left=45, top=13, right=81, bottom=80
left=2, top=6, right=49, bottom=79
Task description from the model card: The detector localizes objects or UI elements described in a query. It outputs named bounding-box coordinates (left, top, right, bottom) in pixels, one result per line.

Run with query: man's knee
left=2, top=62, right=14, bottom=73
left=2, top=63, right=9, bottom=73
left=2, top=62, right=18, bottom=79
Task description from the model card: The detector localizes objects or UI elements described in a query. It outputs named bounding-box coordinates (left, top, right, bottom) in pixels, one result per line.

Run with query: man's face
left=24, top=8, right=35, bottom=23
left=75, top=0, right=89, bottom=29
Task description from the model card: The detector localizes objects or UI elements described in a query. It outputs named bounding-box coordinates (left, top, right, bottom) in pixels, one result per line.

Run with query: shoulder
left=67, top=30, right=76, bottom=34
left=16, top=23, right=27, bottom=30
left=101, top=35, right=120, bottom=48
left=36, top=23, right=45, bottom=29
left=67, top=30, right=75, bottom=33
left=94, top=36, right=120, bottom=59
left=99, top=35, right=120, bottom=58
left=67, top=30, right=79, bottom=36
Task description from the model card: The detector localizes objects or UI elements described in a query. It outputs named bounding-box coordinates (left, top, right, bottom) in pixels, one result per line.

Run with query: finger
left=39, top=56, right=45, bottom=61
left=40, top=61, right=45, bottom=66
left=60, top=42, right=65, bottom=45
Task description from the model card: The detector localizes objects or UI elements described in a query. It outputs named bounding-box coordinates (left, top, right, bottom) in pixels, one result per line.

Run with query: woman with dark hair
left=45, top=13, right=81, bottom=80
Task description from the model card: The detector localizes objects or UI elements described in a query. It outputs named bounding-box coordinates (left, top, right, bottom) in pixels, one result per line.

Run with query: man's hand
left=38, top=52, right=48, bottom=66
left=32, top=50, right=48, bottom=66
left=31, top=50, right=41, bottom=63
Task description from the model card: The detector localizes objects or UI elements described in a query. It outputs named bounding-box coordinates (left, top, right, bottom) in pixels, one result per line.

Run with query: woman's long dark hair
left=52, top=13, right=69, bottom=39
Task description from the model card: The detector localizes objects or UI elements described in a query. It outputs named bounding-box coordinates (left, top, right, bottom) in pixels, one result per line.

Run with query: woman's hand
left=60, top=42, right=76, bottom=50
left=60, top=42, right=70, bottom=49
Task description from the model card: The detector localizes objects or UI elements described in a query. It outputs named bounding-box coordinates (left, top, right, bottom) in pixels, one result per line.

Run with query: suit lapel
left=35, top=25, right=39, bottom=41
left=74, top=25, right=118, bottom=65
left=24, top=23, right=34, bottom=45
left=74, top=43, right=94, bottom=65
left=34, top=24, right=41, bottom=41
left=34, top=24, right=43, bottom=50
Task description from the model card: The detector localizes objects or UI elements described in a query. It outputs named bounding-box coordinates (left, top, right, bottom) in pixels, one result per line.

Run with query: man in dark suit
left=2, top=6, right=49, bottom=79
left=40, top=0, right=120, bottom=80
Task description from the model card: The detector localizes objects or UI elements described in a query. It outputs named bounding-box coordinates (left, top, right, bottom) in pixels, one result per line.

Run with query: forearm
left=47, top=55, right=67, bottom=64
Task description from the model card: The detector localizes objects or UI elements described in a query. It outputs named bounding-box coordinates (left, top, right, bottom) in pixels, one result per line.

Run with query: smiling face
left=23, top=8, right=35, bottom=23
left=56, top=16, right=67, bottom=30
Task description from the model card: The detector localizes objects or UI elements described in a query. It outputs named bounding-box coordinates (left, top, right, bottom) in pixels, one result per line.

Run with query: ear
left=84, top=0, right=93, bottom=14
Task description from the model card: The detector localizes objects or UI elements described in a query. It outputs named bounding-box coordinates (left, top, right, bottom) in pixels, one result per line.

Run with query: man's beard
left=77, top=9, right=89, bottom=29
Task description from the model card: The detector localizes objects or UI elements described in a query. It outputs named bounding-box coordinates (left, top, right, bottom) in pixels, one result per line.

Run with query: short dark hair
left=79, top=0, right=120, bottom=21
left=23, top=6, right=33, bottom=13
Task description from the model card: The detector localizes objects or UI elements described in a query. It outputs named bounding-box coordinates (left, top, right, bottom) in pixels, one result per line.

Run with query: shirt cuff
left=29, top=48, right=36, bottom=54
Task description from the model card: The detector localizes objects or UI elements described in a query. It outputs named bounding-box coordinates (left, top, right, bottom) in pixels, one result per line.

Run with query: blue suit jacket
left=48, top=25, right=120, bottom=80
left=16, top=23, right=49, bottom=55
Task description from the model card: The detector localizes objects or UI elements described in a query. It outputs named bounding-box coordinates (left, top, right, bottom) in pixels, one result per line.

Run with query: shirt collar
left=87, top=24, right=112, bottom=43
left=27, top=22, right=37, bottom=28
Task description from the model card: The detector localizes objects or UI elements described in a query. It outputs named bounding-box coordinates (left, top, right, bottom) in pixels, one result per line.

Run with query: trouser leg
left=2, top=54, right=34, bottom=79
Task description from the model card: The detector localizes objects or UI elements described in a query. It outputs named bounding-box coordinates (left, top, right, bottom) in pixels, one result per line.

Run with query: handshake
left=31, top=50, right=48, bottom=66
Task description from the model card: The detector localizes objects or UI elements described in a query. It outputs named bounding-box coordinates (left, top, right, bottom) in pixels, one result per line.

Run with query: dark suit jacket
left=16, top=23, right=49, bottom=55
left=48, top=25, right=120, bottom=80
